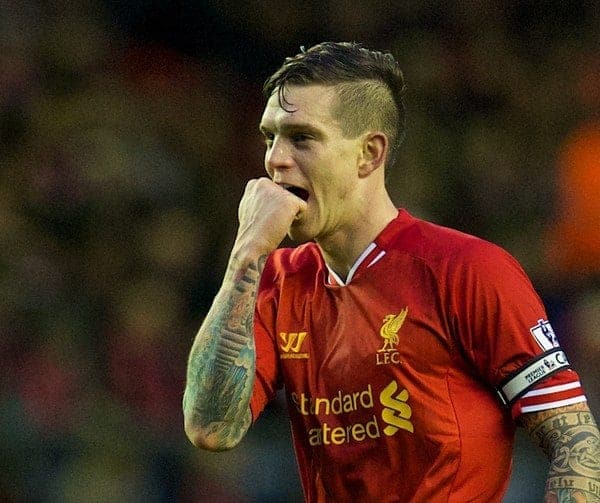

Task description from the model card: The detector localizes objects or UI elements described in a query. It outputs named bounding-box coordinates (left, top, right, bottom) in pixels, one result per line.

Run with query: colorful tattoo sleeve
left=520, top=402, right=600, bottom=502
left=183, top=254, right=267, bottom=450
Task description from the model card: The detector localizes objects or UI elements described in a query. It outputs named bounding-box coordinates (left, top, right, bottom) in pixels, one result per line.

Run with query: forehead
left=260, top=84, right=340, bottom=130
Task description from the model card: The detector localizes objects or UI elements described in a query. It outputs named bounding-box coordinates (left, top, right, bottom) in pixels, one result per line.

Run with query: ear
left=358, top=132, right=388, bottom=178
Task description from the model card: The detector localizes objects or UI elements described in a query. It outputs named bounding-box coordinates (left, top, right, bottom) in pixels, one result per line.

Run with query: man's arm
left=183, top=249, right=265, bottom=451
left=519, top=402, right=600, bottom=502
left=183, top=178, right=306, bottom=451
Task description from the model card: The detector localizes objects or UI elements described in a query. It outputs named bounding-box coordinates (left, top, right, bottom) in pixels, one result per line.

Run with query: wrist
left=225, top=245, right=269, bottom=284
left=231, top=233, right=273, bottom=263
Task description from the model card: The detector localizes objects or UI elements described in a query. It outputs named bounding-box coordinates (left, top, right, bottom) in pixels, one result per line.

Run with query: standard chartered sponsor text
left=291, top=383, right=413, bottom=446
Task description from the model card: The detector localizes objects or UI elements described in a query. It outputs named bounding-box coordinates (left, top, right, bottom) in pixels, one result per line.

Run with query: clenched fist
left=234, top=177, right=308, bottom=257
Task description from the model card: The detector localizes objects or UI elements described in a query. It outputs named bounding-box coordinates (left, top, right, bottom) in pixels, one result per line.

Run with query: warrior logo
left=279, top=332, right=309, bottom=359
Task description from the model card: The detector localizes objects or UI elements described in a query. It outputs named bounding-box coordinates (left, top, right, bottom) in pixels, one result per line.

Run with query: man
left=183, top=42, right=600, bottom=501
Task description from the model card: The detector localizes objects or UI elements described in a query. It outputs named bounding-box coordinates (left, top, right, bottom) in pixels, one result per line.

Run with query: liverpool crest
left=376, top=308, right=408, bottom=365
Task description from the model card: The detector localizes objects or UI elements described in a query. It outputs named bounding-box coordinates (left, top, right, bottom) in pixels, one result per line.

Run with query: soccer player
left=183, top=42, right=600, bottom=501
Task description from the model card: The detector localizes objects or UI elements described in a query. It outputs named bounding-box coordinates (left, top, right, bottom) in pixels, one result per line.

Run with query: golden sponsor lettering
left=308, top=416, right=381, bottom=446
left=291, top=381, right=416, bottom=447
left=292, top=386, right=374, bottom=416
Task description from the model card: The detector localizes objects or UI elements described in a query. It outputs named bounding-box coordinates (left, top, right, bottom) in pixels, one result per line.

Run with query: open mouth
left=281, top=184, right=310, bottom=202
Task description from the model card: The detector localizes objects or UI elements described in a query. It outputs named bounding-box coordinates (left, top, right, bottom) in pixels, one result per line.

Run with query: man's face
left=259, top=84, right=363, bottom=243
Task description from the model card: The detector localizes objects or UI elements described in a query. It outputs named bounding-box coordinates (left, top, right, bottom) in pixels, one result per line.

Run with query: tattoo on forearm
left=545, top=484, right=600, bottom=503
left=520, top=405, right=600, bottom=502
left=184, top=254, right=267, bottom=449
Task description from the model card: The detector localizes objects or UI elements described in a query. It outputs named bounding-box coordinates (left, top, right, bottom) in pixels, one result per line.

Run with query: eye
left=263, top=133, right=274, bottom=147
left=291, top=133, right=310, bottom=144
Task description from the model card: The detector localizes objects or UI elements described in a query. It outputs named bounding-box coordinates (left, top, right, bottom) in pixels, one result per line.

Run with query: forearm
left=521, top=403, right=600, bottom=502
left=183, top=250, right=267, bottom=451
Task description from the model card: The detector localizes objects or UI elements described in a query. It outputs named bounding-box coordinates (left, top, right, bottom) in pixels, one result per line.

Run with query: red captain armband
left=495, top=349, right=571, bottom=408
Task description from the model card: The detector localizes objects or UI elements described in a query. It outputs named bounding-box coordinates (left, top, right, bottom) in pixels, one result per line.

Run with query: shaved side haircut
left=263, top=41, right=407, bottom=167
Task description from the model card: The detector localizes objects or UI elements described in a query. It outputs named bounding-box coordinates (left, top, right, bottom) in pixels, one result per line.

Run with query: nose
left=265, top=138, right=294, bottom=178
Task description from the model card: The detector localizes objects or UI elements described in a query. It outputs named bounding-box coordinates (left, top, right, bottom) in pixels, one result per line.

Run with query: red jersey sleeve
left=249, top=255, right=282, bottom=421
left=447, top=239, right=586, bottom=419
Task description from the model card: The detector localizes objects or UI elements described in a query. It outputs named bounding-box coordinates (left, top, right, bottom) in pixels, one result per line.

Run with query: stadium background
left=1, top=0, right=598, bottom=501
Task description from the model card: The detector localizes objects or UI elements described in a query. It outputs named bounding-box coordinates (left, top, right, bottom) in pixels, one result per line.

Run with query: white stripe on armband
left=496, top=349, right=570, bottom=407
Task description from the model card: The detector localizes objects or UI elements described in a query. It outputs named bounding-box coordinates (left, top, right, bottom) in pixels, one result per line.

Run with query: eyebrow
left=259, top=122, right=324, bottom=138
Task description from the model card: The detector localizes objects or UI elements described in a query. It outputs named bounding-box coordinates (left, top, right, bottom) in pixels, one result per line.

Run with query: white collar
left=325, top=242, right=386, bottom=286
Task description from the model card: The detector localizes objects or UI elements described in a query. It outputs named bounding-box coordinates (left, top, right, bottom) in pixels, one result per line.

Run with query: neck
left=317, top=194, right=398, bottom=281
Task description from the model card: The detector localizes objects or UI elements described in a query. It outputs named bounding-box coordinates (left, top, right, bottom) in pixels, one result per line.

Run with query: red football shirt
left=250, top=210, right=585, bottom=502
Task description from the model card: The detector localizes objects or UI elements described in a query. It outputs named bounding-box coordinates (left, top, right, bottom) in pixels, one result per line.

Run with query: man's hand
left=234, top=178, right=307, bottom=257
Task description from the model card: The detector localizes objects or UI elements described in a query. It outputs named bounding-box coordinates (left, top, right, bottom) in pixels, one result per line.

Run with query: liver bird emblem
left=379, top=308, right=408, bottom=352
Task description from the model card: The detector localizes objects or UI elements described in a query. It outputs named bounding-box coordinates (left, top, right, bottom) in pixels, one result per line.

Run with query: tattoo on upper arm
left=520, top=404, right=600, bottom=502
left=184, top=254, right=267, bottom=448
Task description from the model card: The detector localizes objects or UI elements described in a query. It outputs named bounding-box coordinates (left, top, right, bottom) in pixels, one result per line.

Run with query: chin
left=288, top=222, right=315, bottom=244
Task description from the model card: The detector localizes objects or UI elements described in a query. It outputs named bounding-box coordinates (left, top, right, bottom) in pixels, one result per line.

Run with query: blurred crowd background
left=1, top=0, right=598, bottom=501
